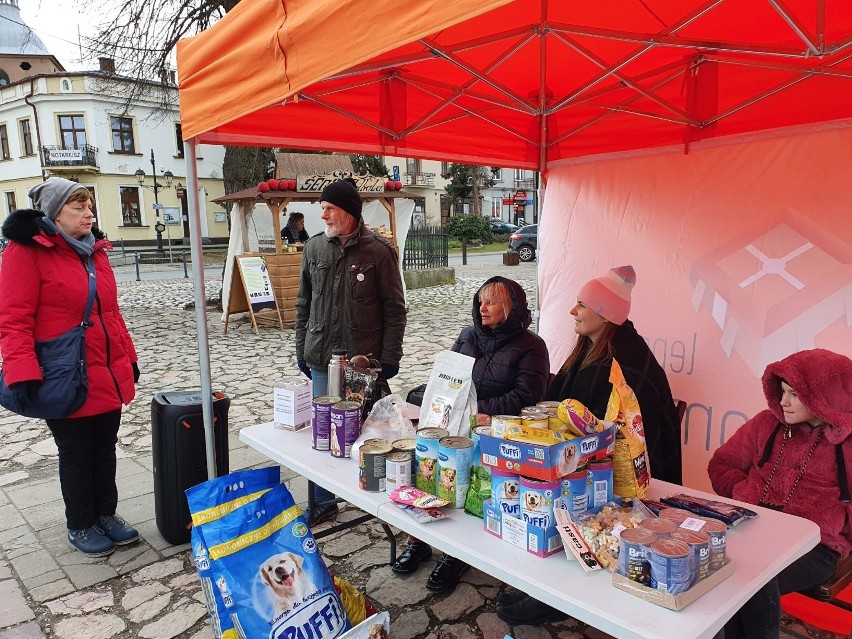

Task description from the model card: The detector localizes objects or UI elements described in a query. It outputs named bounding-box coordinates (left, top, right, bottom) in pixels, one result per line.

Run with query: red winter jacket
left=0, top=210, right=137, bottom=418
left=708, top=349, right=852, bottom=558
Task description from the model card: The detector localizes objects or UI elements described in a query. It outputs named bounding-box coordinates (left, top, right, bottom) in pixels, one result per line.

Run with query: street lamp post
left=135, top=150, right=174, bottom=252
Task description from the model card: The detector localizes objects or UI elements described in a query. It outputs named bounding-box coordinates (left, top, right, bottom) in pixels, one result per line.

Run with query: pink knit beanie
left=576, top=265, right=636, bottom=325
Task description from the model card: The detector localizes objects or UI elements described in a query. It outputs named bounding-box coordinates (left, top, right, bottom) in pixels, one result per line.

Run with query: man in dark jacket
left=295, top=178, right=407, bottom=525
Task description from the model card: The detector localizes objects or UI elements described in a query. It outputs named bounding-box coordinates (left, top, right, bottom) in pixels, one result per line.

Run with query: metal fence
left=403, top=224, right=448, bottom=270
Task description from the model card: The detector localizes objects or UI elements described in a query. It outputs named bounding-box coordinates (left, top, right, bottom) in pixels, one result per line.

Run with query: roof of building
left=274, top=152, right=353, bottom=177
left=0, top=0, right=51, bottom=57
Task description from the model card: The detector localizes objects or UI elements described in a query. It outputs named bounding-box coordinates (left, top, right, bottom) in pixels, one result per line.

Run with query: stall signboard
left=297, top=171, right=385, bottom=193
left=236, top=256, right=276, bottom=313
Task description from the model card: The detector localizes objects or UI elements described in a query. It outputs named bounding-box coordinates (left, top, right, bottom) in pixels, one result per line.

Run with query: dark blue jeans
left=722, top=543, right=839, bottom=639
left=46, top=409, right=121, bottom=530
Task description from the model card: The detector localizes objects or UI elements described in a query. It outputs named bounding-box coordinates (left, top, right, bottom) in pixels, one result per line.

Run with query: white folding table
left=240, top=421, right=820, bottom=639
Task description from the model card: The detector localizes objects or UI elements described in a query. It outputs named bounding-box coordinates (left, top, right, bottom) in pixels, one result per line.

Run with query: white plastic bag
left=352, top=393, right=416, bottom=457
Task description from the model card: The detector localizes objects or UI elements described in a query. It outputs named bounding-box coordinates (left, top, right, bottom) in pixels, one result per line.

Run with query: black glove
left=381, top=362, right=399, bottom=380
left=297, top=359, right=312, bottom=379
left=12, top=380, right=41, bottom=406
left=132, top=362, right=140, bottom=383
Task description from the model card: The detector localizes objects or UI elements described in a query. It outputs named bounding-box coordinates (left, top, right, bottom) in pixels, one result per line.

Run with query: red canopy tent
left=174, top=0, right=852, bottom=486
left=178, top=0, right=852, bottom=170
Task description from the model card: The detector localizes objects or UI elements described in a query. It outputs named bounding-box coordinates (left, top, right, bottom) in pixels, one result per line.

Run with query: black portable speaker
left=151, top=390, right=230, bottom=545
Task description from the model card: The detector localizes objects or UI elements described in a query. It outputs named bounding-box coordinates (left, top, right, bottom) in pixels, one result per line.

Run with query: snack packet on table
left=389, top=486, right=450, bottom=508
left=661, top=493, right=758, bottom=526
left=556, top=500, right=652, bottom=571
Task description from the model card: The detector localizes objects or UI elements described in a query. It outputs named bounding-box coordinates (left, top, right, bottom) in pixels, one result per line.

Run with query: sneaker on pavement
left=97, top=514, right=139, bottom=545
left=68, top=526, right=115, bottom=557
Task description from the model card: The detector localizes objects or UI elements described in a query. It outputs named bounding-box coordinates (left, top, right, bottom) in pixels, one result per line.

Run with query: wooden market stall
left=214, top=178, right=416, bottom=332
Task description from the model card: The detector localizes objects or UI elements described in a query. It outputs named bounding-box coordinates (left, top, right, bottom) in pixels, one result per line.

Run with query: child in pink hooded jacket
left=709, top=348, right=852, bottom=639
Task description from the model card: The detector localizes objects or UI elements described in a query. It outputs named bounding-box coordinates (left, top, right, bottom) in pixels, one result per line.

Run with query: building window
left=493, top=168, right=502, bottom=180
left=110, top=116, right=135, bottom=154
left=119, top=186, right=142, bottom=226
left=441, top=161, right=449, bottom=176
left=0, top=125, right=9, bottom=160
left=58, top=115, right=87, bottom=149
left=4, top=191, right=16, bottom=215
left=19, top=119, right=34, bottom=156
left=174, top=123, right=184, bottom=157
left=0, top=69, right=9, bottom=86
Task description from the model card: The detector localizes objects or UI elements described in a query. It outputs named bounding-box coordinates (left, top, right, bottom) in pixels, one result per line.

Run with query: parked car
left=508, top=224, right=537, bottom=261
left=490, top=221, right=520, bottom=234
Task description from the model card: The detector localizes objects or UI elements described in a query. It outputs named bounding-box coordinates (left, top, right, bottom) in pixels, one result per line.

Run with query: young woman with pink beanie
left=497, top=265, right=683, bottom=626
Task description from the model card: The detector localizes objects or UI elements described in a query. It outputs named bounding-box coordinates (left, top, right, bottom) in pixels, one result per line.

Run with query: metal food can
left=359, top=440, right=393, bottom=492
left=329, top=401, right=361, bottom=459
left=649, top=539, right=692, bottom=594
left=415, top=427, right=449, bottom=493
left=617, top=527, right=657, bottom=584
left=392, top=437, right=417, bottom=485
left=671, top=528, right=711, bottom=585
left=361, top=438, right=389, bottom=449
left=491, top=415, right=521, bottom=439
left=391, top=438, right=416, bottom=454
left=437, top=436, right=474, bottom=508
left=385, top=452, right=413, bottom=495
left=521, top=416, right=548, bottom=429
left=699, top=517, right=728, bottom=571
left=587, top=458, right=614, bottom=513
left=311, top=395, right=340, bottom=451
left=558, top=466, right=589, bottom=517
left=640, top=517, right=677, bottom=536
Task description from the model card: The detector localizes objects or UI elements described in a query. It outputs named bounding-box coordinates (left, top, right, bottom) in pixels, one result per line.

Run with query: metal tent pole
left=184, top=138, right=217, bottom=480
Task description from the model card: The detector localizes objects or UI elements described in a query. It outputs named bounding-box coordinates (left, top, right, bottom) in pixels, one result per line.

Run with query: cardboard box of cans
left=611, top=559, right=734, bottom=611
left=478, top=426, right=616, bottom=481
left=482, top=499, right=563, bottom=557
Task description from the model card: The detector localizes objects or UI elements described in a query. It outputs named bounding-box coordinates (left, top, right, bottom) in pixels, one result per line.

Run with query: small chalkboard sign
left=224, top=255, right=284, bottom=335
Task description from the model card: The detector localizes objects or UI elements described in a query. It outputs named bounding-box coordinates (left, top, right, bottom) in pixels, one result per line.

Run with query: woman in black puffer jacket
left=452, top=276, right=550, bottom=416
left=392, top=276, right=551, bottom=592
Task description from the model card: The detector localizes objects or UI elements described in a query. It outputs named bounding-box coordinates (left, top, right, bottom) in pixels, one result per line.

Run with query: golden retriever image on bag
left=260, top=551, right=316, bottom=617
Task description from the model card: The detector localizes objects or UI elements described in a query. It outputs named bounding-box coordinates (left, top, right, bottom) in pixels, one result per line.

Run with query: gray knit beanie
left=29, top=178, right=82, bottom=220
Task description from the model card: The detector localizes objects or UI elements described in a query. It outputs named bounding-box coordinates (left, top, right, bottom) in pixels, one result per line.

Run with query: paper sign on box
left=273, top=377, right=312, bottom=431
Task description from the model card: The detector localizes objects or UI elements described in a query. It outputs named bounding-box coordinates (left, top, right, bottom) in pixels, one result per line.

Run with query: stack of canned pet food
left=413, top=428, right=475, bottom=509
left=615, top=508, right=728, bottom=595
left=355, top=437, right=418, bottom=494
left=487, top=401, right=616, bottom=532
left=311, top=395, right=362, bottom=459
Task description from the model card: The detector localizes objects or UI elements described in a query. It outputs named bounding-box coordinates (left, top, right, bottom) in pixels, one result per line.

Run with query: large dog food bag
left=605, top=359, right=651, bottom=499
left=186, top=466, right=281, bottom=639
left=199, top=482, right=351, bottom=639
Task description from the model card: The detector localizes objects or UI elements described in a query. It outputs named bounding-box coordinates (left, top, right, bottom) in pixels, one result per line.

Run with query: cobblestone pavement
left=0, top=262, right=819, bottom=639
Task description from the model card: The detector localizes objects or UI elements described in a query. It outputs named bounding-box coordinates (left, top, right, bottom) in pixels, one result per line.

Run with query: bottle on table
left=327, top=349, right=348, bottom=399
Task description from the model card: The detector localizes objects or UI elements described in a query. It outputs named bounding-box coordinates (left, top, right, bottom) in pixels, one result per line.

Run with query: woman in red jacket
left=0, top=178, right=140, bottom=558
left=708, top=348, right=852, bottom=639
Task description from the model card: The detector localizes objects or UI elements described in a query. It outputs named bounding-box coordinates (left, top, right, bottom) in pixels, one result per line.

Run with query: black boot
left=392, top=538, right=433, bottom=574
left=426, top=555, right=469, bottom=593
left=497, top=595, right=568, bottom=625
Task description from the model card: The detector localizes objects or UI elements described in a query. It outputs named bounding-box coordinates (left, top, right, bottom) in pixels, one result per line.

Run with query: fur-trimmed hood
left=763, top=348, right=852, bottom=444
left=2, top=208, right=106, bottom=246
